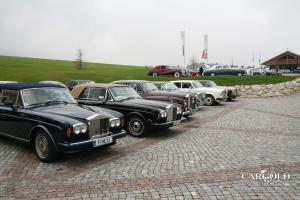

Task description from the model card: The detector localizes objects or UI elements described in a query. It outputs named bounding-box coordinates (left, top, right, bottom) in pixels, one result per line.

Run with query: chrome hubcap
left=129, top=119, right=144, bottom=135
left=132, top=121, right=142, bottom=132
left=35, top=134, right=49, bottom=159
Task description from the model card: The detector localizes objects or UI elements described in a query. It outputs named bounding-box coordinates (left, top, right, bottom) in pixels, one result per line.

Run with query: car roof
left=198, top=80, right=210, bottom=82
left=71, top=83, right=127, bottom=98
left=0, top=83, right=65, bottom=91
left=69, top=80, right=94, bottom=82
left=112, top=80, right=150, bottom=83
left=171, top=80, right=196, bottom=82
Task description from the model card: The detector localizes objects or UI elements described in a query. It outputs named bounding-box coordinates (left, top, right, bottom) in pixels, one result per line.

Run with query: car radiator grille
left=172, top=107, right=177, bottom=120
left=188, top=96, right=192, bottom=110
left=89, top=117, right=110, bottom=138
left=166, top=106, right=176, bottom=122
left=227, top=90, right=232, bottom=98
left=191, top=96, right=196, bottom=109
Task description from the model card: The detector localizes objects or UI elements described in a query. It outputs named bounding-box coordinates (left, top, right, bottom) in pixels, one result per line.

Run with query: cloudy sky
left=0, top=0, right=299, bottom=66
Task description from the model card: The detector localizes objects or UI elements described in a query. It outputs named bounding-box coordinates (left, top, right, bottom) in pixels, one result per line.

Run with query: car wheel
left=174, top=72, right=180, bottom=77
left=152, top=73, right=158, bottom=77
left=127, top=115, right=147, bottom=137
left=237, top=73, right=242, bottom=76
left=204, top=95, right=215, bottom=106
left=210, top=73, right=215, bottom=76
left=34, top=130, right=58, bottom=162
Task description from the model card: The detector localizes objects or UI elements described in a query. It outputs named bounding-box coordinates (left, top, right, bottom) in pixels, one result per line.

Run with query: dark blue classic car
left=0, top=83, right=126, bottom=162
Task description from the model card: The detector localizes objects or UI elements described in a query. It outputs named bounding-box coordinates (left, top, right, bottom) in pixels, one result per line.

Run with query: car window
left=79, top=88, right=90, bottom=99
left=0, top=90, right=23, bottom=107
left=106, top=91, right=113, bottom=101
left=161, top=66, right=166, bottom=70
left=173, top=82, right=181, bottom=88
left=155, top=83, right=161, bottom=90
left=68, top=81, right=78, bottom=87
left=182, top=82, right=192, bottom=89
left=88, top=88, right=106, bottom=100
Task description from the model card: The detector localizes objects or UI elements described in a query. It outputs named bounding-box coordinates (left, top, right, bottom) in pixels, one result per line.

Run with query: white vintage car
left=198, top=80, right=240, bottom=101
left=171, top=80, right=227, bottom=106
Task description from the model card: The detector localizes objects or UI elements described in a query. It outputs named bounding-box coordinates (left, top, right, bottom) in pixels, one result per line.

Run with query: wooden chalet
left=262, top=51, right=300, bottom=71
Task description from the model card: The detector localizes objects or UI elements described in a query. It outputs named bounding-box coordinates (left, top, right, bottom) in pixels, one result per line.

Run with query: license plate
left=173, top=120, right=181, bottom=126
left=93, top=136, right=113, bottom=147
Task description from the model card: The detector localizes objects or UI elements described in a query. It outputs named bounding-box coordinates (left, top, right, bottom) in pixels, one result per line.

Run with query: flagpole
left=180, top=31, right=186, bottom=69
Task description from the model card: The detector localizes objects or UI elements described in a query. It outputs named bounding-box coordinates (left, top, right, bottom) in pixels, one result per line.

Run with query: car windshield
left=192, top=81, right=204, bottom=88
left=164, top=82, right=178, bottom=91
left=206, top=81, right=217, bottom=87
left=142, top=82, right=158, bottom=92
left=22, top=88, right=77, bottom=107
left=110, top=87, right=141, bottom=101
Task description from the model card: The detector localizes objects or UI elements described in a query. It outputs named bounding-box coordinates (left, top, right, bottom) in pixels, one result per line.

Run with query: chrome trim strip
left=86, top=113, right=101, bottom=121
left=0, top=131, right=30, bottom=143
left=0, top=112, right=62, bottom=129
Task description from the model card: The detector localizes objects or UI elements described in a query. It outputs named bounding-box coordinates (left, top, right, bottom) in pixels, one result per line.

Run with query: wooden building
left=262, top=51, right=300, bottom=71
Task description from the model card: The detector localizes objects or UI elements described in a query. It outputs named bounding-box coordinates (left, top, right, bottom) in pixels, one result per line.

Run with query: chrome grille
left=100, top=118, right=110, bottom=134
left=172, top=107, right=177, bottom=120
left=166, top=106, right=175, bottom=122
left=191, top=96, right=196, bottom=109
left=188, top=96, right=192, bottom=110
left=88, top=117, right=110, bottom=138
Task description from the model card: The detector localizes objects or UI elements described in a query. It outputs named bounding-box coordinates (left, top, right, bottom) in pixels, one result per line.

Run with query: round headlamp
left=160, top=110, right=167, bottom=118
left=73, top=123, right=88, bottom=134
left=177, top=107, right=182, bottom=115
left=115, top=119, right=121, bottom=127
left=74, top=126, right=81, bottom=134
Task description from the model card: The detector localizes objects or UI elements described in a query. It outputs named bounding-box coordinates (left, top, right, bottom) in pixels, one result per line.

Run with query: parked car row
left=147, top=64, right=247, bottom=77
left=0, top=79, right=239, bottom=162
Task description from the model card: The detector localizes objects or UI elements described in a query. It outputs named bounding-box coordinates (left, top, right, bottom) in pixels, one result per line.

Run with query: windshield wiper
left=44, top=100, right=69, bottom=105
left=27, top=102, right=47, bottom=108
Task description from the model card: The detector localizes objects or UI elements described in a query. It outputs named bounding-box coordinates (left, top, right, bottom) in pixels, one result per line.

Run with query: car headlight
left=183, top=101, right=187, bottom=106
left=115, top=119, right=121, bottom=127
left=220, top=90, right=226, bottom=97
left=110, top=118, right=121, bottom=127
left=160, top=110, right=167, bottom=118
left=177, top=107, right=182, bottom=115
left=73, top=123, right=88, bottom=134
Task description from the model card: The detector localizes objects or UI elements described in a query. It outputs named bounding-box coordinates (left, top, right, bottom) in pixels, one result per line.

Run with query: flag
left=202, top=49, right=207, bottom=59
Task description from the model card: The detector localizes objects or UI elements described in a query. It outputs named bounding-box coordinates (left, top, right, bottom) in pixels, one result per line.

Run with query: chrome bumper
left=57, top=130, right=127, bottom=151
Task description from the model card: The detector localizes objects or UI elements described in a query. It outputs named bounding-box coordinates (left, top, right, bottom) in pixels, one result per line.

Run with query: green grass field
left=0, top=55, right=297, bottom=86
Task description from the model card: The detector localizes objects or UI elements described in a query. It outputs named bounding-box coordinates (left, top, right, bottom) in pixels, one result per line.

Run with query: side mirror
left=4, top=100, right=17, bottom=110
left=98, top=96, right=106, bottom=102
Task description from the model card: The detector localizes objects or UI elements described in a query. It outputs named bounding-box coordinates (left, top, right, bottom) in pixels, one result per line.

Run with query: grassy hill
left=0, top=55, right=297, bottom=86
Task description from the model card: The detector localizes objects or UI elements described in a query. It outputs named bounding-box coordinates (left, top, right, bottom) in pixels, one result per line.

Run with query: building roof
left=262, top=51, right=300, bottom=66
left=0, top=83, right=65, bottom=90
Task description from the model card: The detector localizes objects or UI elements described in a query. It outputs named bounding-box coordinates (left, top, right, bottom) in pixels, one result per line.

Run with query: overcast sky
left=0, top=0, right=299, bottom=66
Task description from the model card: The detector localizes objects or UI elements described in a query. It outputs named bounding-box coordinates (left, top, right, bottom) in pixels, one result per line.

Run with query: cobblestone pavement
left=0, top=94, right=299, bottom=199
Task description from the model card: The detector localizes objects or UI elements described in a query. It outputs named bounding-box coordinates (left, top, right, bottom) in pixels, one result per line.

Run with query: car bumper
left=182, top=110, right=192, bottom=116
left=216, top=97, right=227, bottom=102
left=152, top=119, right=182, bottom=128
left=57, top=130, right=127, bottom=152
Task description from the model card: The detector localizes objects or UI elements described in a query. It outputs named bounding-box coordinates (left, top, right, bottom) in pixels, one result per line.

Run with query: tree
left=76, top=49, right=83, bottom=70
